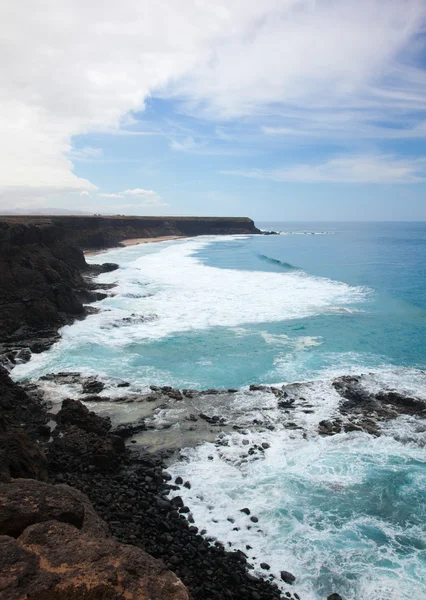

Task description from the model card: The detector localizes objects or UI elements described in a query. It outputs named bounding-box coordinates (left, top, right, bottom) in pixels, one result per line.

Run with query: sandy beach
left=84, top=235, right=186, bottom=255
left=119, top=235, right=186, bottom=246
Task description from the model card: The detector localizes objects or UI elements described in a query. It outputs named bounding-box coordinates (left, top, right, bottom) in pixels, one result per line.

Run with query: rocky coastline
left=0, top=215, right=294, bottom=600
left=2, top=215, right=424, bottom=599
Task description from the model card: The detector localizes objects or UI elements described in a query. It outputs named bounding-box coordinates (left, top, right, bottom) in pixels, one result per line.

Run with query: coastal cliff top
left=0, top=214, right=254, bottom=224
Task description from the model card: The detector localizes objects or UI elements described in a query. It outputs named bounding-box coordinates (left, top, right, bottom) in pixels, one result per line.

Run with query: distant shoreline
left=84, top=234, right=187, bottom=255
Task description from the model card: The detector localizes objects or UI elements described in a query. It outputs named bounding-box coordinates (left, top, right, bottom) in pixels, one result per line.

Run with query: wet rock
left=112, top=419, right=147, bottom=439
left=82, top=377, right=105, bottom=395
left=240, top=508, right=251, bottom=515
left=56, top=399, right=111, bottom=436
left=318, top=419, right=342, bottom=436
left=327, top=594, right=343, bottom=600
left=249, top=384, right=270, bottom=392
left=39, top=371, right=82, bottom=384
left=280, top=571, right=296, bottom=584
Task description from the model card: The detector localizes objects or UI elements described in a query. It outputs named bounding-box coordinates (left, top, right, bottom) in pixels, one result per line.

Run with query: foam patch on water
left=169, top=424, right=426, bottom=600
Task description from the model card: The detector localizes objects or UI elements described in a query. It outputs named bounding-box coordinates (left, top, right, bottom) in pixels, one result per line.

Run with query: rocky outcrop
left=0, top=220, right=118, bottom=355
left=0, top=430, right=48, bottom=483
left=0, top=519, right=189, bottom=600
left=55, top=398, right=111, bottom=436
left=0, top=367, right=49, bottom=482
left=0, top=365, right=188, bottom=600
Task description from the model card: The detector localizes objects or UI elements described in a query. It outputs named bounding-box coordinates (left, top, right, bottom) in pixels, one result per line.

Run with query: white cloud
left=123, top=188, right=159, bottom=197
left=169, top=137, right=197, bottom=152
left=223, top=154, right=426, bottom=184
left=98, top=188, right=165, bottom=205
left=0, top=0, right=425, bottom=205
left=80, top=190, right=91, bottom=197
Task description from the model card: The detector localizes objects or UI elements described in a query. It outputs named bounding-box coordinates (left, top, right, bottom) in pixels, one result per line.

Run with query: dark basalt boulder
left=280, top=571, right=296, bottom=584
left=0, top=430, right=48, bottom=483
left=82, top=377, right=106, bottom=395
left=56, top=399, right=111, bottom=436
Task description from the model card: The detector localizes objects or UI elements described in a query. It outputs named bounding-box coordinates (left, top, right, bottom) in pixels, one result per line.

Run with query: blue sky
left=2, top=1, right=426, bottom=220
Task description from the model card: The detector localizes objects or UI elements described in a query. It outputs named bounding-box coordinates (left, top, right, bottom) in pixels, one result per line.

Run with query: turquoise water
left=14, top=222, right=426, bottom=600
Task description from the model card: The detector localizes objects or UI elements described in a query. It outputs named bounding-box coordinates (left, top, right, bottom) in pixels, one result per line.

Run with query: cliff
left=0, top=215, right=259, bottom=357
left=0, top=215, right=260, bottom=249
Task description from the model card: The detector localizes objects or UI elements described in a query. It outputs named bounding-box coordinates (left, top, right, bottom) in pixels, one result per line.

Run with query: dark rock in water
left=327, top=594, right=343, bottom=600
left=39, top=371, right=82, bottom=384
left=318, top=419, right=342, bottom=436
left=260, top=563, right=270, bottom=570
left=175, top=476, right=183, bottom=485
left=0, top=429, right=48, bottom=482
left=112, top=419, right=147, bottom=439
left=249, top=384, right=270, bottom=392
left=82, top=376, right=105, bottom=395
left=161, top=387, right=183, bottom=401
left=280, top=571, right=296, bottom=584
left=376, top=390, right=426, bottom=414
left=333, top=375, right=426, bottom=434
left=240, top=508, right=251, bottom=515
left=89, top=261, right=119, bottom=274
left=56, top=399, right=111, bottom=436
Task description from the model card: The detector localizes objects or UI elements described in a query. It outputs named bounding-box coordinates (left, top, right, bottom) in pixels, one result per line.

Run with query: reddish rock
left=0, top=520, right=188, bottom=600
left=0, top=479, right=86, bottom=537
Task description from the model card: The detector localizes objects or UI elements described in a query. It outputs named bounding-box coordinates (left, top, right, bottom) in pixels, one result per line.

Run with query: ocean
left=14, top=222, right=426, bottom=600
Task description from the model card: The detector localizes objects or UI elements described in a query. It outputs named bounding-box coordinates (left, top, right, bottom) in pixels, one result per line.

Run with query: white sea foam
left=93, top=236, right=368, bottom=341
left=169, top=420, right=426, bottom=600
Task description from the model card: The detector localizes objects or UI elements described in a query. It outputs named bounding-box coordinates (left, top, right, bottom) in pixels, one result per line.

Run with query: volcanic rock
left=0, top=519, right=188, bottom=600
left=56, top=399, right=111, bottom=436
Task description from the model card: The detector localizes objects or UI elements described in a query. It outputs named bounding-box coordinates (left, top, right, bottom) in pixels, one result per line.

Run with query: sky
left=1, top=0, right=426, bottom=221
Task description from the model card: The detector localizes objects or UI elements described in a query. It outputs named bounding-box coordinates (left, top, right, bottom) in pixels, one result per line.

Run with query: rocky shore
left=0, top=367, right=298, bottom=600
left=4, top=356, right=425, bottom=599
left=2, top=215, right=424, bottom=599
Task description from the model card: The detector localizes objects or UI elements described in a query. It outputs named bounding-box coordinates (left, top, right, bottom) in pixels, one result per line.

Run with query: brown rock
left=55, top=484, right=109, bottom=538
left=0, top=479, right=84, bottom=537
left=0, top=520, right=188, bottom=600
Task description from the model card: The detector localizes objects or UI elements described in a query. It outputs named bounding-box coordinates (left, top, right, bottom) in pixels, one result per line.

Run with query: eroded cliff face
left=0, top=220, right=95, bottom=353
left=2, top=215, right=260, bottom=249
